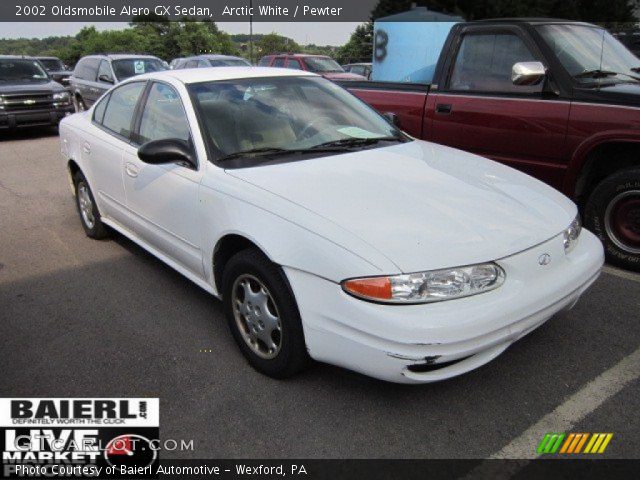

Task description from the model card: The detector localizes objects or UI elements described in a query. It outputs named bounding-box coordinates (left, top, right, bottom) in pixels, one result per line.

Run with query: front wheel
left=222, top=249, right=310, bottom=378
left=585, top=167, right=640, bottom=271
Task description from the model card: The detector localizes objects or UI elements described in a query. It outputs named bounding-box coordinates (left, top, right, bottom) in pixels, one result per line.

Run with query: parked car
left=258, top=54, right=365, bottom=81
left=343, top=62, right=372, bottom=80
left=68, top=54, right=167, bottom=111
left=173, top=55, right=252, bottom=69
left=36, top=56, right=72, bottom=87
left=0, top=55, right=73, bottom=130
left=59, top=67, right=603, bottom=383
left=344, top=19, right=640, bottom=271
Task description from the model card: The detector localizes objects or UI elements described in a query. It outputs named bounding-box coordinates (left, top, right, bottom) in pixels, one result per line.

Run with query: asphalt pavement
left=1, top=128, right=639, bottom=459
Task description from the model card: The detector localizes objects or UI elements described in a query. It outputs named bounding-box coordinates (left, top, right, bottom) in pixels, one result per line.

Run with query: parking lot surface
left=1, top=129, right=639, bottom=459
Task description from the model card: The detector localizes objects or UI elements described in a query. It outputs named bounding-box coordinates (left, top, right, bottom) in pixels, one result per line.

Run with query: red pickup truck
left=345, top=19, right=640, bottom=271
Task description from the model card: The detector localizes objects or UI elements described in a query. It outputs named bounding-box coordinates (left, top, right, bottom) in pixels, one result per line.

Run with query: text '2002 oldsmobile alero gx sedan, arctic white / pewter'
left=59, top=67, right=604, bottom=384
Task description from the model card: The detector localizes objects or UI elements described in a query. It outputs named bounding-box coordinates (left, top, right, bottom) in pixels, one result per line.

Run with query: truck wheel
left=73, top=172, right=109, bottom=239
left=221, top=249, right=310, bottom=379
left=73, top=95, right=86, bottom=113
left=585, top=167, right=640, bottom=271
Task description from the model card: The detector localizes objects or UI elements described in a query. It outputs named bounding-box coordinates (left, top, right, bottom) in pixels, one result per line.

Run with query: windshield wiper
left=310, top=136, right=401, bottom=150
left=575, top=69, right=640, bottom=82
left=217, top=146, right=352, bottom=163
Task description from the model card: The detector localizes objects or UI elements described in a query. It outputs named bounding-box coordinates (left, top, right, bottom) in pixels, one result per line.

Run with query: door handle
left=125, top=163, right=139, bottom=178
left=82, top=142, right=91, bottom=155
left=436, top=103, right=452, bottom=114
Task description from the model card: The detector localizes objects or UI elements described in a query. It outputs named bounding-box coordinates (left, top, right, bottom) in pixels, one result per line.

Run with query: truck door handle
left=82, top=142, right=91, bottom=155
left=124, top=163, right=139, bottom=178
left=436, top=104, right=452, bottom=114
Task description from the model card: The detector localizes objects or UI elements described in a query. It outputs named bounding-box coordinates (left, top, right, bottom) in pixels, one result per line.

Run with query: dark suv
left=69, top=54, right=166, bottom=111
left=0, top=55, right=73, bottom=130
left=36, top=56, right=72, bottom=88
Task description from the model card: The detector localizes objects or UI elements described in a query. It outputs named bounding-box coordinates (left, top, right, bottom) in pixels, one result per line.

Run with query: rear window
left=111, top=58, right=167, bottom=81
left=208, top=58, right=251, bottom=67
left=258, top=56, right=271, bottom=66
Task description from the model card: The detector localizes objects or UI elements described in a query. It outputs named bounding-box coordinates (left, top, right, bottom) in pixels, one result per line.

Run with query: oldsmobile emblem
left=538, top=253, right=552, bottom=266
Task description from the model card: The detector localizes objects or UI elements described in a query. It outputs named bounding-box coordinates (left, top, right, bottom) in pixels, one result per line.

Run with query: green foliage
left=0, top=18, right=238, bottom=67
left=255, top=33, right=301, bottom=57
left=337, top=23, right=374, bottom=64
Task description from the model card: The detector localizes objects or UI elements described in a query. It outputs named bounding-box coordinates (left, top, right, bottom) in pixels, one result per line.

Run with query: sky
left=0, top=22, right=363, bottom=46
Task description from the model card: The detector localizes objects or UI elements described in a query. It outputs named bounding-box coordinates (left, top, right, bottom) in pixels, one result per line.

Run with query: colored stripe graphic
left=584, top=433, right=613, bottom=454
left=537, top=433, right=565, bottom=454
left=541, top=433, right=613, bottom=454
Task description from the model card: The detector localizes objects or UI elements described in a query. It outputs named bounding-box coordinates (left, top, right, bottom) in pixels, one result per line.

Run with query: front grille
left=1, top=92, right=53, bottom=112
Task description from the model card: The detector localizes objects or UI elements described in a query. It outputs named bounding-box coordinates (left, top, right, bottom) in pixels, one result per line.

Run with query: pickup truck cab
left=346, top=19, right=640, bottom=271
left=0, top=55, right=73, bottom=130
left=69, top=54, right=167, bottom=112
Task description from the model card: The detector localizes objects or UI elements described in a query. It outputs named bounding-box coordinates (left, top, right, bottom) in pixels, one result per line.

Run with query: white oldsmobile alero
left=59, top=67, right=604, bottom=383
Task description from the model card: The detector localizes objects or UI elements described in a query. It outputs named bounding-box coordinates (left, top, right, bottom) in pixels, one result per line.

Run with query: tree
left=255, top=33, right=300, bottom=57
left=337, top=23, right=374, bottom=64
left=369, top=0, right=639, bottom=22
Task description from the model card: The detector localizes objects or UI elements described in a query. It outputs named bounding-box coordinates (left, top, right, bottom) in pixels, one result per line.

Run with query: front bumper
left=284, top=230, right=604, bottom=384
left=0, top=106, right=74, bottom=130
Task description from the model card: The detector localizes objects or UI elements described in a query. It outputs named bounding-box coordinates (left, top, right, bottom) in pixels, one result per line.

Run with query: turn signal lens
left=342, top=263, right=505, bottom=304
left=343, top=277, right=392, bottom=300
left=563, top=214, right=582, bottom=253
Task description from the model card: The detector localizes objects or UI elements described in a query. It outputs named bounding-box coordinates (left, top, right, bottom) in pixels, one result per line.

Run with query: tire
left=584, top=167, right=640, bottom=271
left=73, top=172, right=109, bottom=239
left=222, top=249, right=310, bottom=378
left=73, top=95, right=86, bottom=113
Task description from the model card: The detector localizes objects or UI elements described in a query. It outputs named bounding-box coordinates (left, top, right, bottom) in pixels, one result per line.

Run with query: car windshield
left=208, top=58, right=251, bottom=67
left=188, top=76, right=403, bottom=163
left=0, top=59, right=48, bottom=83
left=303, top=57, right=344, bottom=73
left=111, top=58, right=167, bottom=81
left=38, top=58, right=64, bottom=71
left=537, top=24, right=640, bottom=84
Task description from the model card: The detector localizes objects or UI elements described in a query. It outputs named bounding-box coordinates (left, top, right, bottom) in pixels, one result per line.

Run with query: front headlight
left=53, top=91, right=70, bottom=103
left=342, top=263, right=505, bottom=304
left=563, top=214, right=582, bottom=253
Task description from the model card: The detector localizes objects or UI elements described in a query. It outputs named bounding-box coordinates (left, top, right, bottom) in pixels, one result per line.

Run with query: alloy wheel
left=77, top=183, right=95, bottom=229
left=231, top=274, right=282, bottom=359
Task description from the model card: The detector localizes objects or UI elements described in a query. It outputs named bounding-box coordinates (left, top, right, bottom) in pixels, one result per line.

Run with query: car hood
left=225, top=141, right=577, bottom=273
left=574, top=82, right=640, bottom=107
left=321, top=72, right=366, bottom=80
left=0, top=80, right=66, bottom=94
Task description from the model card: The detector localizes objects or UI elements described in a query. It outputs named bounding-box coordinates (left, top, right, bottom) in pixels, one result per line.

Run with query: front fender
left=199, top=172, right=401, bottom=293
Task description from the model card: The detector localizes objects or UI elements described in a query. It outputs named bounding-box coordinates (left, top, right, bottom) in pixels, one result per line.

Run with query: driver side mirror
left=511, top=61, right=546, bottom=86
left=138, top=139, right=196, bottom=169
left=98, top=74, right=114, bottom=84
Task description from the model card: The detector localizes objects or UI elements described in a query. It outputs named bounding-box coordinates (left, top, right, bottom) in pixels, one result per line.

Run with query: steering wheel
left=298, top=116, right=335, bottom=140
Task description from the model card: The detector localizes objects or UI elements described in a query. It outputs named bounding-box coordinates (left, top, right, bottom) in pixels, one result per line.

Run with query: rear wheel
left=73, top=95, right=86, bottom=113
left=73, top=172, right=109, bottom=239
left=222, top=249, right=310, bottom=378
left=585, top=167, right=640, bottom=271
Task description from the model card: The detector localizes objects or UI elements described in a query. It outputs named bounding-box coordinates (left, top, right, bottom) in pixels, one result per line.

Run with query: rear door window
left=101, top=82, right=146, bottom=139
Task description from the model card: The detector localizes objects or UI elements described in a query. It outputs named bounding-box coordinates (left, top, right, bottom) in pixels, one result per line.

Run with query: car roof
left=132, top=66, right=317, bottom=84
left=472, top=18, right=597, bottom=27
left=35, top=56, right=60, bottom=60
left=0, top=55, right=36, bottom=60
left=196, top=54, right=248, bottom=60
left=83, top=54, right=161, bottom=61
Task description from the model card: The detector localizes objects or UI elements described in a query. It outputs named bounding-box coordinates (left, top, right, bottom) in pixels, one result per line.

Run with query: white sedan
left=59, top=67, right=604, bottom=383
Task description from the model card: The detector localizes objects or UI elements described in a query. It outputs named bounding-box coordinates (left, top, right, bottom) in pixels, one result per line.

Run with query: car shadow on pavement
left=0, top=127, right=59, bottom=142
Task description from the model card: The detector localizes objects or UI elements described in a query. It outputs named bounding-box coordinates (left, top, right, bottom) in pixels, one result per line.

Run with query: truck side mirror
left=512, top=61, right=546, bottom=86
left=383, top=112, right=400, bottom=127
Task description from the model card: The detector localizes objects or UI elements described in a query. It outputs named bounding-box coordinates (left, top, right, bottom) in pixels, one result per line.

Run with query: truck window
left=286, top=59, right=303, bottom=70
left=273, top=57, right=286, bottom=67
left=449, top=33, right=542, bottom=94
